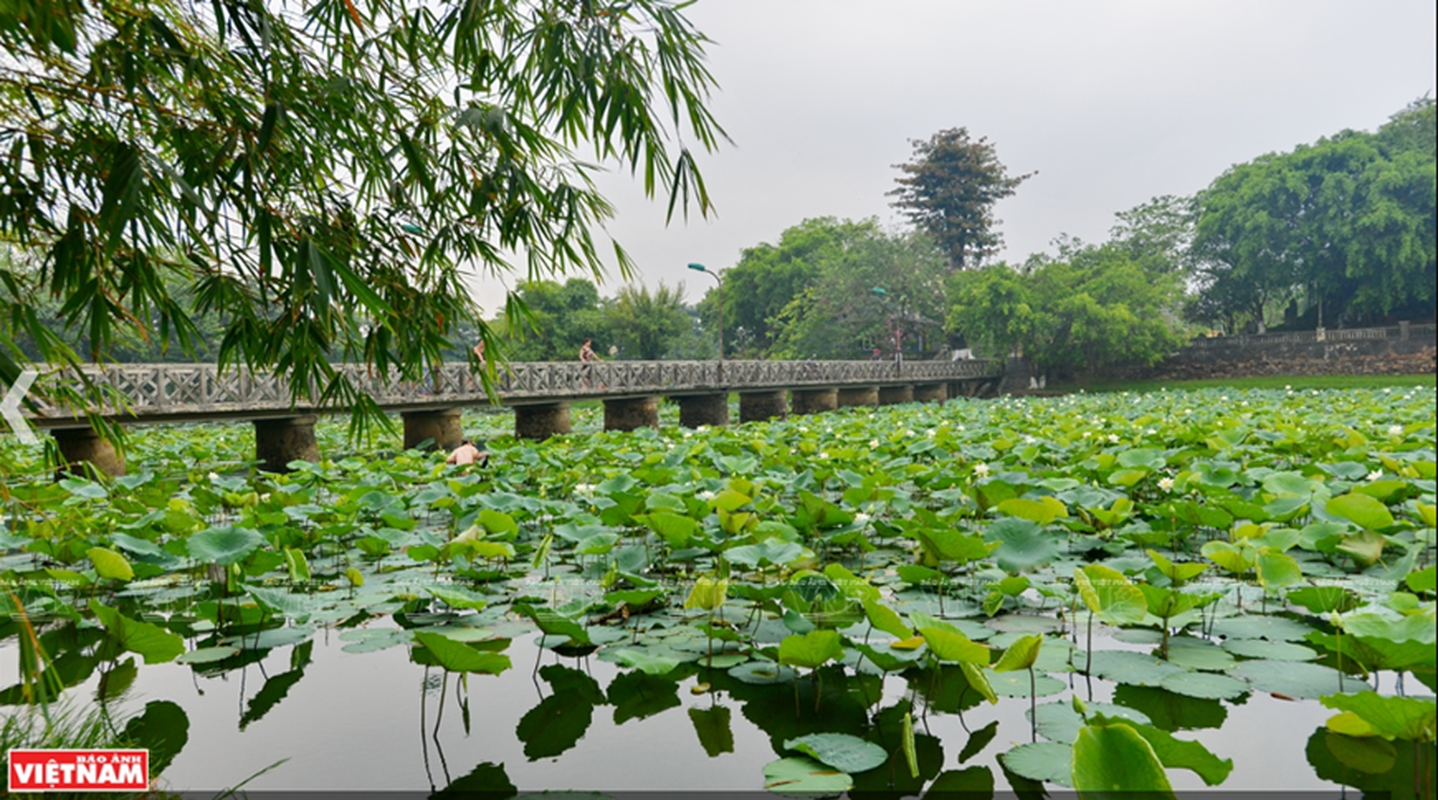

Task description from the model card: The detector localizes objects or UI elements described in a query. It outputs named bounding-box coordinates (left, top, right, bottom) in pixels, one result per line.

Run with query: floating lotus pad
left=985, top=614, right=1064, bottom=634
left=1158, top=671, right=1250, bottom=700
left=1086, top=649, right=1185, bottom=686
left=984, top=668, right=1066, bottom=697
left=728, top=661, right=797, bottom=684
left=1030, top=700, right=1150, bottom=745
left=1002, top=741, right=1074, bottom=787
left=783, top=733, right=888, bottom=773
left=1210, top=615, right=1315, bottom=642
left=1164, top=641, right=1237, bottom=672
left=1221, top=638, right=1320, bottom=662
left=1231, top=660, right=1351, bottom=699
left=762, top=757, right=853, bottom=796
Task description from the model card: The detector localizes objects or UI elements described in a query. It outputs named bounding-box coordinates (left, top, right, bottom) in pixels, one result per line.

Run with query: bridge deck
left=22, top=359, right=1000, bottom=428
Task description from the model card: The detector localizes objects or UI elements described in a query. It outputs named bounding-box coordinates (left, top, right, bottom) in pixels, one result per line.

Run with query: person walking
left=579, top=337, right=598, bottom=388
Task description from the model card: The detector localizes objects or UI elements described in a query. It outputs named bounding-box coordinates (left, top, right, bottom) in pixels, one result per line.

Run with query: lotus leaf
left=783, top=733, right=887, bottom=774
left=1231, top=659, right=1349, bottom=699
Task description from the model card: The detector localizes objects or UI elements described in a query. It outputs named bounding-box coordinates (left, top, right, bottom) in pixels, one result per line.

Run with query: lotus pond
left=1, top=386, right=1435, bottom=796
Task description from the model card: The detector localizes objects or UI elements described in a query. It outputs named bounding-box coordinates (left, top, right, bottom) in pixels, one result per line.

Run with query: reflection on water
left=0, top=621, right=1373, bottom=793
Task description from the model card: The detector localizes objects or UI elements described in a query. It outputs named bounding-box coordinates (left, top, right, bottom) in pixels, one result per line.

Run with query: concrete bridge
left=18, top=358, right=1002, bottom=474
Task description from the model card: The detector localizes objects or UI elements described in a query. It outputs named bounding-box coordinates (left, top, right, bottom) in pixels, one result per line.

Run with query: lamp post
left=689, top=263, right=723, bottom=383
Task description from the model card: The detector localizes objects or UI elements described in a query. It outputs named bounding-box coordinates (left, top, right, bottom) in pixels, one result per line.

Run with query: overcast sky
left=472, top=0, right=1437, bottom=309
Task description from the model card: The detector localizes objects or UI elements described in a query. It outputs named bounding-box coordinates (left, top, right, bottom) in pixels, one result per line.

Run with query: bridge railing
left=22, top=358, right=1001, bottom=421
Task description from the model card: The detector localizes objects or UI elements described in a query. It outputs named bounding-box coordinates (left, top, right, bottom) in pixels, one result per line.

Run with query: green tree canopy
left=701, top=217, right=874, bottom=356
left=889, top=128, right=1034, bottom=270
left=772, top=226, right=948, bottom=360
left=604, top=282, right=694, bottom=360
left=0, top=0, right=725, bottom=432
left=949, top=243, right=1186, bottom=375
left=500, top=279, right=607, bottom=362
left=1191, top=98, right=1435, bottom=331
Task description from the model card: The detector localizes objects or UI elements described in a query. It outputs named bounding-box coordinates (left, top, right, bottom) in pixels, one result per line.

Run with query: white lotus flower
left=575, top=483, right=596, bottom=494
left=818, top=451, right=829, bottom=460
left=697, top=489, right=717, bottom=501
left=1220, top=395, right=1228, bottom=402
left=1158, top=477, right=1175, bottom=492
left=207, top=472, right=220, bottom=482
left=1107, top=434, right=1120, bottom=443
left=1366, top=470, right=1383, bottom=482
left=926, top=429, right=936, bottom=437
left=1024, top=435, right=1036, bottom=444
left=869, top=439, right=881, bottom=448
left=973, top=462, right=990, bottom=478
left=957, top=424, right=966, bottom=431
left=1081, top=431, right=1091, bottom=438
left=854, top=512, right=871, bottom=524
left=1388, top=425, right=1404, bottom=437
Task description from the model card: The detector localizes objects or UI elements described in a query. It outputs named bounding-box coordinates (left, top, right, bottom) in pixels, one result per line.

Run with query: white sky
left=469, top=0, right=1437, bottom=310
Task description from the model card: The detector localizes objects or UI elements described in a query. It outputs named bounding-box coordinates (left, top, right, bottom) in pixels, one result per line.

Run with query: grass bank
left=1074, top=373, right=1436, bottom=394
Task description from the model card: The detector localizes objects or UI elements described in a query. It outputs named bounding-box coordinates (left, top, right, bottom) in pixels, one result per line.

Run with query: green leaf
left=1326, top=493, right=1395, bottom=530
left=411, top=631, right=511, bottom=675
left=188, top=525, right=265, bottom=565
left=777, top=630, right=844, bottom=669
left=784, top=733, right=888, bottom=774
left=1073, top=565, right=1148, bottom=625
left=1335, top=530, right=1386, bottom=567
left=918, top=626, right=990, bottom=665
left=993, top=633, right=1042, bottom=672
left=762, top=757, right=853, bottom=797
left=1071, top=722, right=1175, bottom=795
left=1003, top=741, right=1073, bottom=786
left=284, top=548, right=311, bottom=582
left=642, top=511, right=698, bottom=547
left=863, top=599, right=912, bottom=639
left=1230, top=660, right=1348, bottom=699
left=996, top=496, right=1067, bottom=525
left=987, top=518, right=1061, bottom=573
left=689, top=706, right=734, bottom=757
left=87, top=547, right=134, bottom=582
left=1321, top=692, right=1436, bottom=742
left=1147, top=549, right=1207, bottom=584
left=1090, top=715, right=1235, bottom=785
left=684, top=576, right=728, bottom=612
left=1255, top=548, right=1303, bottom=590
left=960, top=661, right=999, bottom=704
left=90, top=600, right=184, bottom=664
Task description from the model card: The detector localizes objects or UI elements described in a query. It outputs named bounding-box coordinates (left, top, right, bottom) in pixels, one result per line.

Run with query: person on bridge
left=447, top=438, right=489, bottom=468
left=579, top=338, right=598, bottom=362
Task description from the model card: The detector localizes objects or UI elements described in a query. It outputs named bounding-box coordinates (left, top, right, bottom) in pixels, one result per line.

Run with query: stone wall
left=1112, top=323, right=1436, bottom=382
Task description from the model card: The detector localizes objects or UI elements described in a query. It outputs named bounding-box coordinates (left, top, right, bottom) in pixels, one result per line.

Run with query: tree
left=499, top=279, right=607, bottom=362
left=772, top=226, right=948, bottom=359
left=948, top=244, right=1186, bottom=377
left=701, top=217, right=873, bottom=356
left=604, top=282, right=691, bottom=360
left=1191, top=100, right=1435, bottom=331
left=889, top=128, right=1034, bottom=270
left=0, top=0, right=726, bottom=434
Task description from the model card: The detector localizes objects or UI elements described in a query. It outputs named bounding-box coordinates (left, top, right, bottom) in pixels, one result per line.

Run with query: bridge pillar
left=790, top=388, right=838, bottom=416
left=913, top=383, right=947, bottom=403
left=51, top=426, right=126, bottom=478
left=675, top=393, right=728, bottom=428
left=254, top=415, right=319, bottom=473
left=604, top=396, right=659, bottom=432
left=515, top=402, right=571, bottom=440
left=948, top=381, right=969, bottom=399
left=403, top=408, right=464, bottom=452
left=878, top=385, right=914, bottom=405
left=836, top=386, right=879, bottom=408
left=739, top=390, right=787, bottom=423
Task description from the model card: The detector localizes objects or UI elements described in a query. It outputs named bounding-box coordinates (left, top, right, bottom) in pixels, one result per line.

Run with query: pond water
left=1, top=611, right=1390, bottom=794
left=3, top=388, right=1434, bottom=796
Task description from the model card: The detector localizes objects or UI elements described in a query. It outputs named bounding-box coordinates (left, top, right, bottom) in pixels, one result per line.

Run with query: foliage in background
left=888, top=128, right=1035, bottom=271
left=700, top=218, right=876, bottom=357
left=1191, top=98, right=1436, bottom=332
left=771, top=227, right=948, bottom=359
left=0, top=0, right=726, bottom=435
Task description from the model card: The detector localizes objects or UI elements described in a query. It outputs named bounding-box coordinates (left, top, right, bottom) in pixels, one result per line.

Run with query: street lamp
left=689, top=263, right=723, bottom=382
